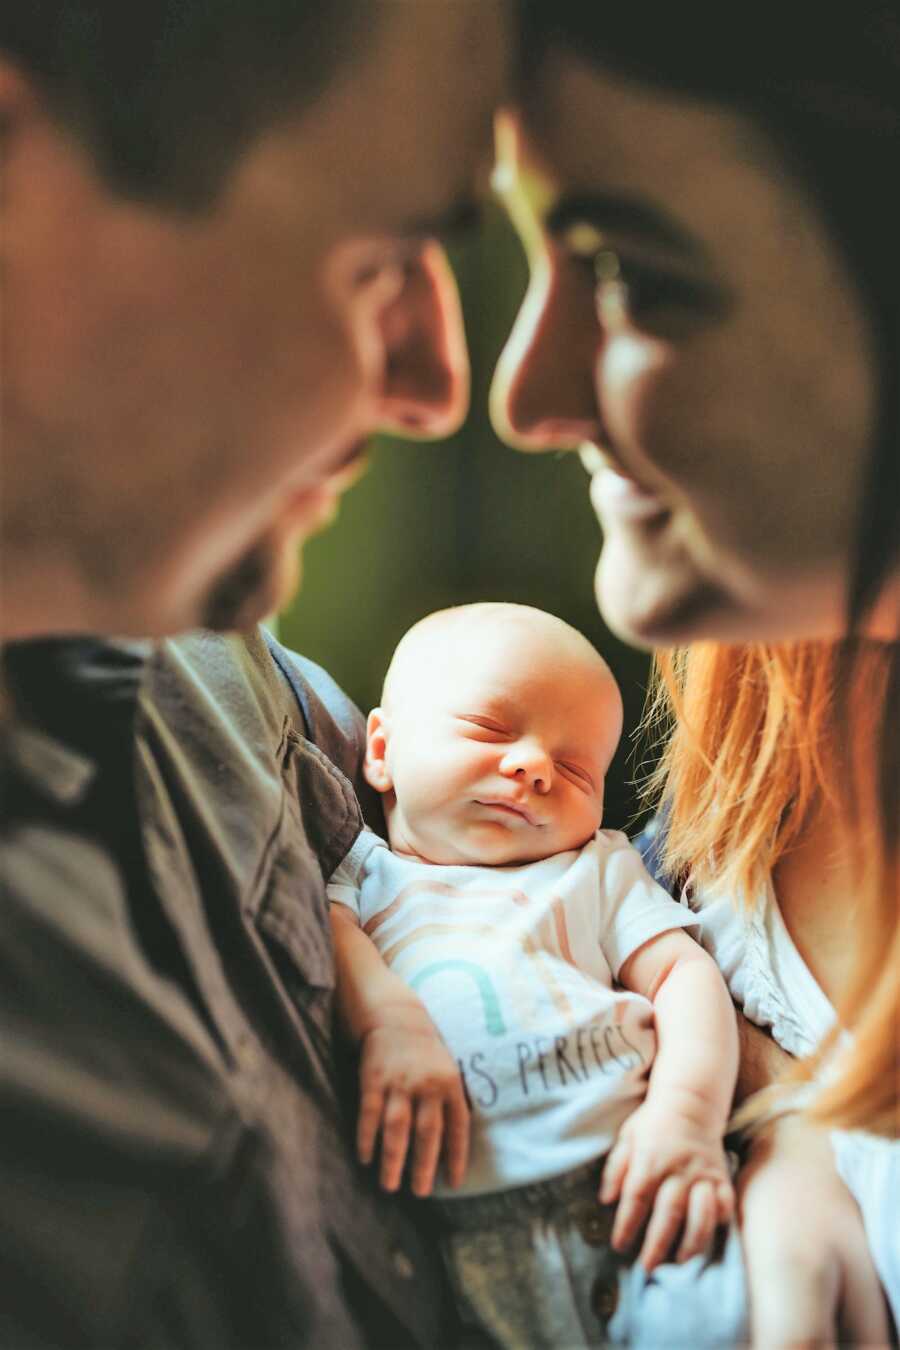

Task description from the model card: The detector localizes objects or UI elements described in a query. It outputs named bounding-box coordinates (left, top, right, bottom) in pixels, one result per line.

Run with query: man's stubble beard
left=200, top=534, right=301, bottom=633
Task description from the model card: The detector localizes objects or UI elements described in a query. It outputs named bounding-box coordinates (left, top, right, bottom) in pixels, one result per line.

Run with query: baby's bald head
left=367, top=604, right=624, bottom=864
left=381, top=602, right=623, bottom=768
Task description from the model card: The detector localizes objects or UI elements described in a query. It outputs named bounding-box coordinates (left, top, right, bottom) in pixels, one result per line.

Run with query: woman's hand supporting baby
left=329, top=904, right=470, bottom=1196
left=738, top=1112, right=891, bottom=1348
left=607, top=931, right=739, bottom=1272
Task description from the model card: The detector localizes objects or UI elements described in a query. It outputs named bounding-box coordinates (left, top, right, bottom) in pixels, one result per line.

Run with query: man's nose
left=376, top=243, right=470, bottom=440
left=499, top=740, right=553, bottom=793
left=490, top=246, right=602, bottom=452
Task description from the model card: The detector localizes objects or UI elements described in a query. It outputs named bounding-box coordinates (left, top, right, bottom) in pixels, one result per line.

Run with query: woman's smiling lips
left=580, top=442, right=670, bottom=527
left=474, top=799, right=544, bottom=827
left=592, top=465, right=671, bottom=525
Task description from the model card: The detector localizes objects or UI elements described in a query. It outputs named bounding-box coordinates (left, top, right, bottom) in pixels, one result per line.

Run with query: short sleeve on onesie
left=327, top=828, right=697, bottom=1194
left=326, top=828, right=384, bottom=921
left=592, top=829, right=698, bottom=976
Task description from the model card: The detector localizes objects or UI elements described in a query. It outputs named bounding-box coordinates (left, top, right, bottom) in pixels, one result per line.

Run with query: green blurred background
left=280, top=207, right=655, bottom=831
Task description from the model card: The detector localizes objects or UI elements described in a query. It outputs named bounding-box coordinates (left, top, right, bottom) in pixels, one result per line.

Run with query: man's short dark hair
left=1, top=1, right=370, bottom=208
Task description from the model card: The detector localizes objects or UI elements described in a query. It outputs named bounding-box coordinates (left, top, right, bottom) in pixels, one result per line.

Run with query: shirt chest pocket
left=248, top=725, right=363, bottom=1053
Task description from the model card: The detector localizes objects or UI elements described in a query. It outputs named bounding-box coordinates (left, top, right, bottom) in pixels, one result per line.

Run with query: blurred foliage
left=280, top=205, right=655, bottom=830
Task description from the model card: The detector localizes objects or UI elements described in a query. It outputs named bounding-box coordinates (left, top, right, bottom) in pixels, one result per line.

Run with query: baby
left=328, top=604, right=743, bottom=1347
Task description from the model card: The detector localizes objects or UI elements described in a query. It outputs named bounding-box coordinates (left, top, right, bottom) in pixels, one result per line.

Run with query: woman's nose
left=376, top=243, right=470, bottom=440
left=499, top=741, right=553, bottom=793
left=490, top=246, right=602, bottom=452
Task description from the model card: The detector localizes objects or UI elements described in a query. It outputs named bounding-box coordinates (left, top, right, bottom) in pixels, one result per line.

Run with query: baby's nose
left=500, top=743, right=553, bottom=793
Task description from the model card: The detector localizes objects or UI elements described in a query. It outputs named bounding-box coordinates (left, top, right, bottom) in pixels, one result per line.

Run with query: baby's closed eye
left=456, top=715, right=512, bottom=742
left=556, top=761, right=595, bottom=792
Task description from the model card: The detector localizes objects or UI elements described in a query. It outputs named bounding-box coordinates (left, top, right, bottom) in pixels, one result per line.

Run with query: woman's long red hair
left=643, top=640, right=899, bottom=1136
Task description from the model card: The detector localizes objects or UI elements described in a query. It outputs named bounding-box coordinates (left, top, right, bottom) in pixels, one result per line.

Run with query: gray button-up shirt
left=1, top=631, right=452, bottom=1349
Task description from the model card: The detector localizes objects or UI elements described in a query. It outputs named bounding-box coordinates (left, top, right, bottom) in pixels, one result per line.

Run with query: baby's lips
left=475, top=797, right=543, bottom=827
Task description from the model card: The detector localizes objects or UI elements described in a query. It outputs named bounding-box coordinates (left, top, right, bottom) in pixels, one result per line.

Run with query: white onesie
left=328, top=827, right=695, bottom=1197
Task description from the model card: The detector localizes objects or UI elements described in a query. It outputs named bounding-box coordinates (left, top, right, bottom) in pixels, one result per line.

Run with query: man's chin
left=200, top=538, right=302, bottom=633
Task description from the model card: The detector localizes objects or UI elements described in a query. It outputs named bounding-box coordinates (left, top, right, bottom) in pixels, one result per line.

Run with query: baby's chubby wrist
left=641, top=1078, right=731, bottom=1139
left=355, top=995, right=445, bottom=1045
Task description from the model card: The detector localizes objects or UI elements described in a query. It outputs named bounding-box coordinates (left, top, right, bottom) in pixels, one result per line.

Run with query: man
left=1, top=0, right=506, bottom=641
left=1, top=3, right=509, bottom=1346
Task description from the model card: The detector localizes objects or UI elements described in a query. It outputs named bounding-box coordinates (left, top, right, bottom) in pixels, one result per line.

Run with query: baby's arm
left=329, top=905, right=470, bottom=1195
left=603, top=930, right=738, bottom=1271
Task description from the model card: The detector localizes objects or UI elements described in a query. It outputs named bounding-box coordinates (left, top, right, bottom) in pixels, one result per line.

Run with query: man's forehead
left=296, top=0, right=511, bottom=236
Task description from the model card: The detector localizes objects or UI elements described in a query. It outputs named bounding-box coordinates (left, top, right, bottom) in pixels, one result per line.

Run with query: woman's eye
left=597, top=261, right=702, bottom=323
left=580, top=248, right=726, bottom=329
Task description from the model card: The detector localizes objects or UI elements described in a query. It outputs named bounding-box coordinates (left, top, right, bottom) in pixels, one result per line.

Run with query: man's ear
left=363, top=708, right=393, bottom=794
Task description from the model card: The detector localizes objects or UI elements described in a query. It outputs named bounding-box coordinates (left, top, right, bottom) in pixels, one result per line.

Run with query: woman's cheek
left=595, top=336, right=688, bottom=488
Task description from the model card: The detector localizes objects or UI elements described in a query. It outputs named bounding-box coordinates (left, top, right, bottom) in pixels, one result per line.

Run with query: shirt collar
left=1, top=636, right=153, bottom=808
left=2, top=720, right=97, bottom=807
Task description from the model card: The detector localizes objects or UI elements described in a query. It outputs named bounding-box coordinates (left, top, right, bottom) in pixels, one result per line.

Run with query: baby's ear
left=363, top=708, right=393, bottom=793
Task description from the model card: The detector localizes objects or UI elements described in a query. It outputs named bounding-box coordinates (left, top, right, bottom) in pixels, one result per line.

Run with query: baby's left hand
left=599, top=1096, right=734, bottom=1272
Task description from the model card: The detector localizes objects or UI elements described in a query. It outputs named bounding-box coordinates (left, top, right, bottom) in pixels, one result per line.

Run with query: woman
left=490, top=6, right=899, bottom=1344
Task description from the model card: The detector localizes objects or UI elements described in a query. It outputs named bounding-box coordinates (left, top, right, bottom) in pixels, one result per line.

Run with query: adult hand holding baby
left=737, top=1113, right=891, bottom=1348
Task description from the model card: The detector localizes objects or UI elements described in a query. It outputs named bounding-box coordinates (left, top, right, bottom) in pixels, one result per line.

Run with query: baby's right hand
left=357, top=1005, right=470, bottom=1196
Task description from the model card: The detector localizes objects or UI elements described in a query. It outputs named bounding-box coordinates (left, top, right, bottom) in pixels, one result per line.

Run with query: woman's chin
left=594, top=537, right=731, bottom=650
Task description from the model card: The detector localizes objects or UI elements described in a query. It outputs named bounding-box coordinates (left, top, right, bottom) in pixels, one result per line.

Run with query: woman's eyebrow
left=545, top=191, right=707, bottom=262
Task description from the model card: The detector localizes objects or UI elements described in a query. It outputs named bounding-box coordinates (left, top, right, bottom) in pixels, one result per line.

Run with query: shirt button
left=592, top=1275, right=619, bottom=1322
left=576, top=1207, right=613, bottom=1247
left=391, top=1247, right=415, bottom=1280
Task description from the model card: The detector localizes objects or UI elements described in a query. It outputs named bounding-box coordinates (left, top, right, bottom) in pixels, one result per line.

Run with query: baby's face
left=370, top=619, right=622, bottom=865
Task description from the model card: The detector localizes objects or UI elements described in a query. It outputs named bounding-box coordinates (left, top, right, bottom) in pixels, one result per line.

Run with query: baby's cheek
left=448, top=742, right=494, bottom=778
left=569, top=792, right=604, bottom=845
left=417, top=749, right=483, bottom=812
